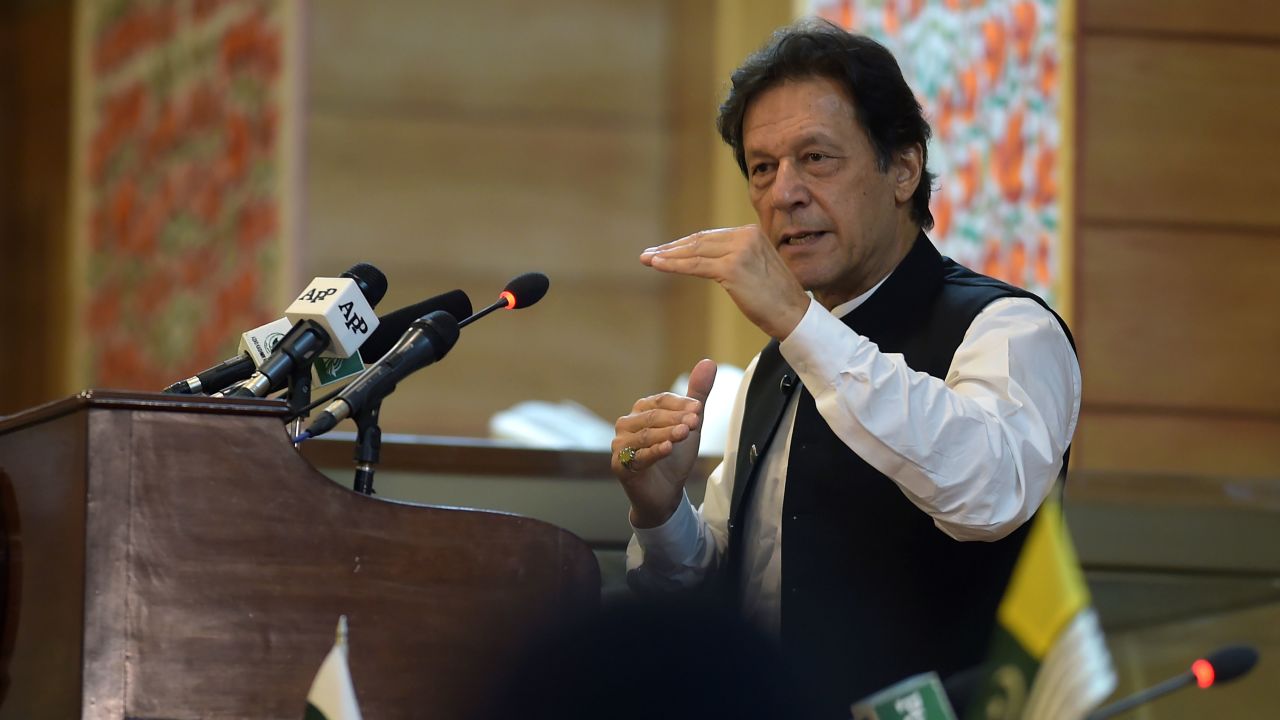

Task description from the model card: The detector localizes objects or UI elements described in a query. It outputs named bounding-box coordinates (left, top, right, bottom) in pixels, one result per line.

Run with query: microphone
left=162, top=317, right=293, bottom=395
left=170, top=288, right=473, bottom=396
left=457, top=271, right=549, bottom=328
left=166, top=264, right=385, bottom=395
left=357, top=288, right=471, bottom=362
left=225, top=263, right=387, bottom=398
left=1085, top=644, right=1258, bottom=719
left=295, top=273, right=546, bottom=441
left=300, top=310, right=461, bottom=440
left=163, top=354, right=255, bottom=396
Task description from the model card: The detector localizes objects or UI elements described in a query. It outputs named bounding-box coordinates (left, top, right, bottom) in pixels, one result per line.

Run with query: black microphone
left=1085, top=644, right=1258, bottom=719
left=457, top=271, right=549, bottom=328
left=224, top=263, right=388, bottom=398
left=357, top=288, right=472, bottom=362
left=300, top=310, right=461, bottom=440
left=163, top=353, right=256, bottom=395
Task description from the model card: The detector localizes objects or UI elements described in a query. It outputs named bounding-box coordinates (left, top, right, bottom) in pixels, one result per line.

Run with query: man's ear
left=891, top=144, right=923, bottom=204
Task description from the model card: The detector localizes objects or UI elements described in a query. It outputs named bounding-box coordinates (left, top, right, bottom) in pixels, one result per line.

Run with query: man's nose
left=770, top=160, right=810, bottom=211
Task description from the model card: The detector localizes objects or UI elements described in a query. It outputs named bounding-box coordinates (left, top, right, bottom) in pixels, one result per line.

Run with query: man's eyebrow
left=745, top=132, right=840, bottom=160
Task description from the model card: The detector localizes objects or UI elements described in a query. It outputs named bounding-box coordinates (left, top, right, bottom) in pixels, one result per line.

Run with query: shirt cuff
left=630, top=491, right=700, bottom=564
left=779, top=298, right=865, bottom=383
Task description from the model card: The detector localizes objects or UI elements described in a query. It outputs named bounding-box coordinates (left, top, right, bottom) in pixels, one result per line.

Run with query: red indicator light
left=500, top=290, right=516, bottom=309
left=1191, top=659, right=1215, bottom=689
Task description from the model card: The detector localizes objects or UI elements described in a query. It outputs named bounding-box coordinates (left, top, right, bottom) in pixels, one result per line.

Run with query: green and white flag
left=305, top=616, right=364, bottom=720
left=964, top=493, right=1116, bottom=720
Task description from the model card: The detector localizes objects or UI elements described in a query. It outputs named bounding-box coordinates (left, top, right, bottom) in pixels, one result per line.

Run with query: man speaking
left=609, top=18, right=1079, bottom=715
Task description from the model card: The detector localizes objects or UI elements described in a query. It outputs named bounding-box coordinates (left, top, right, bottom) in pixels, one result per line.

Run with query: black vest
left=724, top=233, right=1074, bottom=714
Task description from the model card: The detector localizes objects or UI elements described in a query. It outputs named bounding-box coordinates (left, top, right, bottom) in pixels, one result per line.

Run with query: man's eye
left=750, top=163, right=773, bottom=176
left=806, top=152, right=827, bottom=162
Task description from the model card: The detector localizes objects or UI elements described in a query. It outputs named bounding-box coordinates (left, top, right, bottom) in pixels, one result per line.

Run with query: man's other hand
left=611, top=359, right=717, bottom=529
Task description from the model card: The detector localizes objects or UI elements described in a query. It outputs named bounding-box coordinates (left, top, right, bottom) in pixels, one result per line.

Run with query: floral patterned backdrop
left=75, top=0, right=294, bottom=389
left=803, top=0, right=1067, bottom=307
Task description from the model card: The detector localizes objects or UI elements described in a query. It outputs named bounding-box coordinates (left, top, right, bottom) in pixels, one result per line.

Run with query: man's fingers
left=631, top=391, right=703, bottom=413
left=646, top=254, right=719, bottom=279
left=613, top=439, right=673, bottom=475
left=641, top=228, right=739, bottom=260
left=613, top=419, right=694, bottom=456
left=615, top=408, right=700, bottom=435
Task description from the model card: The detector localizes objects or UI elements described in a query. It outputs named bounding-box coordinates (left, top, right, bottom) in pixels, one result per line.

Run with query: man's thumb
left=686, top=358, right=717, bottom=406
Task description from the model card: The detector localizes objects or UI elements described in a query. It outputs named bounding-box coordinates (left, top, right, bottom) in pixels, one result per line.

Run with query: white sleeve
left=779, top=296, right=1080, bottom=541
left=624, top=355, right=756, bottom=592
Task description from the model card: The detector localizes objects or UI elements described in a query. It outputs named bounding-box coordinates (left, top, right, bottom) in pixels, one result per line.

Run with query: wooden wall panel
left=308, top=0, right=667, bottom=125
left=1080, top=36, right=1280, bottom=227
left=1073, top=411, right=1280, bottom=478
left=305, top=1, right=677, bottom=436
left=1077, top=227, right=1280, bottom=413
left=1076, top=6, right=1280, bottom=481
left=0, top=3, right=72, bottom=414
left=306, top=114, right=665, bottom=284
left=1081, top=0, right=1280, bottom=40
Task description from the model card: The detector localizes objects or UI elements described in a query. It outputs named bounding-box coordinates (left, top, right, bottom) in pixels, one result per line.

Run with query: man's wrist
left=629, top=500, right=679, bottom=530
left=762, top=290, right=812, bottom=340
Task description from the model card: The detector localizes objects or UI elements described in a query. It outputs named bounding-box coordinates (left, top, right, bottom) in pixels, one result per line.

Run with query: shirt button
left=780, top=373, right=795, bottom=393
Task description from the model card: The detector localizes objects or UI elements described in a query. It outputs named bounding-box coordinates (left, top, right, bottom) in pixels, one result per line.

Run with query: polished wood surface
left=0, top=393, right=599, bottom=719
left=302, top=431, right=722, bottom=481
left=301, top=433, right=1271, bottom=512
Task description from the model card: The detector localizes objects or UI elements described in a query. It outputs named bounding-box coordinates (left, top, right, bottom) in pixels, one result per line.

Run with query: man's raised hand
left=640, top=226, right=809, bottom=340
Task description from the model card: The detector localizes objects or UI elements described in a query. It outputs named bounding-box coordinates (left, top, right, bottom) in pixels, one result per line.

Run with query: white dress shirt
left=626, top=280, right=1081, bottom=638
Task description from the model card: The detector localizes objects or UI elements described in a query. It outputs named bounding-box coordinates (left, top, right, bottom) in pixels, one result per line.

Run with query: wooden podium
left=0, top=391, right=601, bottom=719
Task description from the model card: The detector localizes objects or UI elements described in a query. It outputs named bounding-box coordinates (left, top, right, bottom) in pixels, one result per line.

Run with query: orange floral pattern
left=808, top=0, right=1063, bottom=305
left=81, top=0, right=286, bottom=390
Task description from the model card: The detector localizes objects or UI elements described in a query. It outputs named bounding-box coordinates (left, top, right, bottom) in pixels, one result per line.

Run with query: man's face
left=743, top=75, right=918, bottom=309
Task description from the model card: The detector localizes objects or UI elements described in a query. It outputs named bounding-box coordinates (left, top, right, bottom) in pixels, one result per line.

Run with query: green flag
left=305, top=616, right=364, bottom=720
left=964, top=493, right=1116, bottom=720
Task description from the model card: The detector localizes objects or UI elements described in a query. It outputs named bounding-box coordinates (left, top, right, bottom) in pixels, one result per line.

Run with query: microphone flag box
left=314, top=354, right=365, bottom=387
left=850, top=672, right=958, bottom=720
left=285, top=277, right=380, bottom=358
left=239, top=316, right=365, bottom=386
left=239, top=317, right=294, bottom=365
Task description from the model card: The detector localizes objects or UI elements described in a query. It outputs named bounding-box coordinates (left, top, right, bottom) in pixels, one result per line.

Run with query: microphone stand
left=286, top=363, right=314, bottom=445
left=352, top=397, right=384, bottom=495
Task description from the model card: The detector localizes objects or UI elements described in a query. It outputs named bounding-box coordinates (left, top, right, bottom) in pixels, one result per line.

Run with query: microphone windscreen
left=416, top=309, right=461, bottom=357
left=1204, top=644, right=1259, bottom=684
left=360, top=289, right=472, bottom=362
left=342, top=262, right=389, bottom=306
left=503, top=271, right=550, bottom=309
